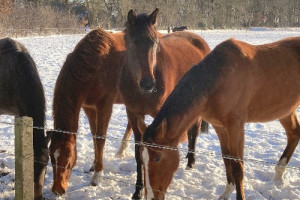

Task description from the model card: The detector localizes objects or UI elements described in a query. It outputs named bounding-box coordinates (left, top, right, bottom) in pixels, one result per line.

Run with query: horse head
left=125, top=8, right=160, bottom=94
left=141, top=119, right=180, bottom=200
left=48, top=130, right=77, bottom=195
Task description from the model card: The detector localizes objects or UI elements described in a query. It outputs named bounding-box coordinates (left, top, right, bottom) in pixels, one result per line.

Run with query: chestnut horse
left=141, top=37, right=300, bottom=200
left=121, top=8, right=210, bottom=199
left=48, top=29, right=131, bottom=195
left=0, top=38, right=48, bottom=200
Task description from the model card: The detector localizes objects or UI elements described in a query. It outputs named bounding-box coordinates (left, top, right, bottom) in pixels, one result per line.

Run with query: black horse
left=172, top=26, right=188, bottom=32
left=0, top=38, right=49, bottom=200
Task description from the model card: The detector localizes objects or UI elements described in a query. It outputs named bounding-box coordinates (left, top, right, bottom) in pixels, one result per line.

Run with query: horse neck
left=15, top=52, right=47, bottom=149
left=52, top=84, right=81, bottom=132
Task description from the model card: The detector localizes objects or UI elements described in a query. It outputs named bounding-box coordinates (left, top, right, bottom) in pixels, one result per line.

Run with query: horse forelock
left=126, top=13, right=158, bottom=42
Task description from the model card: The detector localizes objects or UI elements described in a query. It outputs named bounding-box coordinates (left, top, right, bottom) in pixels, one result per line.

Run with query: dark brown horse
left=141, top=37, right=300, bottom=200
left=121, top=8, right=210, bottom=199
left=0, top=38, right=48, bottom=200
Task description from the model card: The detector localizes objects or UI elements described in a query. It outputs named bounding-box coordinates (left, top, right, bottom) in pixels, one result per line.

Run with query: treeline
left=0, top=0, right=299, bottom=37
left=88, top=0, right=300, bottom=29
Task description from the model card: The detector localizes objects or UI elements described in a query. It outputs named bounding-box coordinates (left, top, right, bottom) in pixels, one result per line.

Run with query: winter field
left=0, top=29, right=300, bottom=200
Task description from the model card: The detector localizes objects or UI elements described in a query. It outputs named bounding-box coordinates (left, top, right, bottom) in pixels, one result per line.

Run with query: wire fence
left=0, top=119, right=299, bottom=200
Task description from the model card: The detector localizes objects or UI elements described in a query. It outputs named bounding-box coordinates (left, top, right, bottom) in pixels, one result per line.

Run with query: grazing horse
left=0, top=38, right=48, bottom=200
left=48, top=28, right=130, bottom=195
left=121, top=8, right=210, bottom=199
left=141, top=37, right=300, bottom=200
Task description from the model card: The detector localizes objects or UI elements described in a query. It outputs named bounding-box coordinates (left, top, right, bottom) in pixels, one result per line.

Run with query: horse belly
left=247, top=95, right=300, bottom=122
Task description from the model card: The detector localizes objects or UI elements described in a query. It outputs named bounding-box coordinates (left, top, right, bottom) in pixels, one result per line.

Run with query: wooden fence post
left=15, top=117, right=34, bottom=200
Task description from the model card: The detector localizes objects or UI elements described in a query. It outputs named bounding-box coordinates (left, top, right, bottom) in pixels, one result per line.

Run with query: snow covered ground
left=0, top=29, right=300, bottom=200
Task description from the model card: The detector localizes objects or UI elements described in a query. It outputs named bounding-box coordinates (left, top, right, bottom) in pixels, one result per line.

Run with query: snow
left=0, top=29, right=300, bottom=200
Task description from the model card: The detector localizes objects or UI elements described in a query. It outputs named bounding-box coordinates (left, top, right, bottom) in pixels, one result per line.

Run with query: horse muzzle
left=139, top=78, right=157, bottom=94
left=52, top=182, right=67, bottom=195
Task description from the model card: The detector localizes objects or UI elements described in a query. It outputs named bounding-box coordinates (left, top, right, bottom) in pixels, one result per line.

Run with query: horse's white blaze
left=274, top=157, right=287, bottom=188
left=53, top=149, right=60, bottom=175
left=219, top=183, right=235, bottom=200
left=142, top=147, right=154, bottom=199
left=91, top=171, right=103, bottom=186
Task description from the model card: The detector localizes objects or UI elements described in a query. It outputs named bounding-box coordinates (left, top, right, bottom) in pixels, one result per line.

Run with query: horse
left=47, top=28, right=130, bottom=195
left=120, top=8, right=211, bottom=199
left=172, top=26, right=188, bottom=32
left=141, top=37, right=300, bottom=200
left=0, top=38, right=48, bottom=200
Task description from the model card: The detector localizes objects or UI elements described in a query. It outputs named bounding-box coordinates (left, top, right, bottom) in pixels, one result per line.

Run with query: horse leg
left=275, top=111, right=300, bottom=187
left=83, top=107, right=97, bottom=172
left=186, top=118, right=201, bottom=169
left=226, top=122, right=245, bottom=200
left=90, top=99, right=113, bottom=186
left=213, top=126, right=235, bottom=200
left=126, top=109, right=146, bottom=199
left=115, top=122, right=133, bottom=158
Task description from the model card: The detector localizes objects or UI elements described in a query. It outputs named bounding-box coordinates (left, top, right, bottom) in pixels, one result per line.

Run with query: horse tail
left=200, top=120, right=209, bottom=133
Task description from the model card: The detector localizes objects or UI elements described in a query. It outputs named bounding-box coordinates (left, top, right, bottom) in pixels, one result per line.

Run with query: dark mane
left=146, top=39, right=244, bottom=137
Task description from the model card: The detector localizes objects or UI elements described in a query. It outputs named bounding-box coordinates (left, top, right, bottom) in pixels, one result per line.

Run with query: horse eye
left=154, top=156, right=161, bottom=162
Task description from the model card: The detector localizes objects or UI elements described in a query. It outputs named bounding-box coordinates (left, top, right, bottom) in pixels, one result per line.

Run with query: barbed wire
left=0, top=119, right=300, bottom=199
left=0, top=120, right=299, bottom=171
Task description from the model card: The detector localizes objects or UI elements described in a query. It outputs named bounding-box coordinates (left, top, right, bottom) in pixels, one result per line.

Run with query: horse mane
left=1, top=38, right=46, bottom=148
left=144, top=38, right=244, bottom=141
left=65, top=28, right=113, bottom=82
left=52, top=28, right=114, bottom=141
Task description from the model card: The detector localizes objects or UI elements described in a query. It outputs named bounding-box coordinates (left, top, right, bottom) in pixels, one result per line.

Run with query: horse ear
left=149, top=8, right=159, bottom=26
left=156, top=118, right=167, bottom=143
left=128, top=9, right=137, bottom=25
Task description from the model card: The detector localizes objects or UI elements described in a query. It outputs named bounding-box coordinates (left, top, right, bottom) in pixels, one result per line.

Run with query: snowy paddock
left=0, top=29, right=300, bottom=200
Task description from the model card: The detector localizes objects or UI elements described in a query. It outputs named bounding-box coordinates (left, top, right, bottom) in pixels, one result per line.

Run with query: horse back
left=157, top=32, right=210, bottom=93
left=203, top=37, right=300, bottom=123
left=163, top=31, right=210, bottom=54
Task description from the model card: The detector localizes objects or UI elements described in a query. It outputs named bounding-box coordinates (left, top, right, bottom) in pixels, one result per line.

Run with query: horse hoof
left=90, top=171, right=103, bottom=186
left=185, top=165, right=192, bottom=170
left=274, top=179, right=285, bottom=189
left=186, top=162, right=194, bottom=169
left=115, top=151, right=125, bottom=158
left=132, top=190, right=143, bottom=200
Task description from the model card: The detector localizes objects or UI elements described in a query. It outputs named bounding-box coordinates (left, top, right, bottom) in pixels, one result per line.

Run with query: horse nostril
left=52, top=186, right=66, bottom=195
left=139, top=78, right=156, bottom=93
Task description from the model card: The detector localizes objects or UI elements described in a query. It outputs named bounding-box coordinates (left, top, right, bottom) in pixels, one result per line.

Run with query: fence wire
left=0, top=119, right=300, bottom=200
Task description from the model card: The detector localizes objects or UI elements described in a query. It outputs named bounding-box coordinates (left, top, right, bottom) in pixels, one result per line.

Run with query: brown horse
left=48, top=25, right=165, bottom=195
left=48, top=29, right=132, bottom=195
left=0, top=38, right=48, bottom=200
left=121, top=8, right=210, bottom=199
left=141, top=37, right=300, bottom=200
